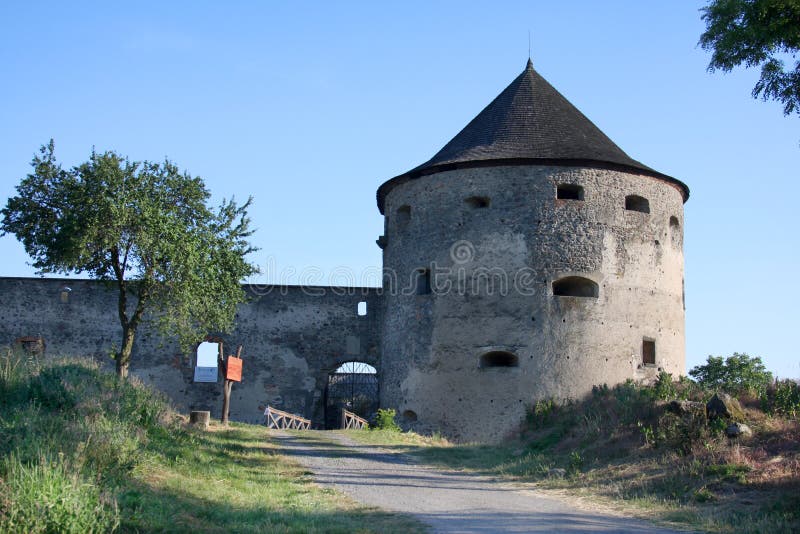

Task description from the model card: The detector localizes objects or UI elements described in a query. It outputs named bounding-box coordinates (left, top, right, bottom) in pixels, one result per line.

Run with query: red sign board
left=226, top=356, right=242, bottom=382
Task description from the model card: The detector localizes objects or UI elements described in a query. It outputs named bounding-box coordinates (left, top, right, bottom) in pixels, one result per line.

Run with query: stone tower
left=376, top=60, right=689, bottom=443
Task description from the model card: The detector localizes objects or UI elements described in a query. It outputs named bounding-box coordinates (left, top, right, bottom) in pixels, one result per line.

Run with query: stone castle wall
left=0, top=277, right=382, bottom=426
left=379, top=165, right=685, bottom=442
left=0, top=164, right=686, bottom=442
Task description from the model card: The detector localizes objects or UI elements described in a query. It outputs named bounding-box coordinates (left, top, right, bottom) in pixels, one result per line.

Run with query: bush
left=0, top=454, right=118, bottom=534
left=612, top=380, right=658, bottom=425
left=652, top=410, right=713, bottom=454
left=653, top=371, right=678, bottom=401
left=373, top=408, right=401, bottom=432
left=689, top=353, right=773, bottom=398
left=526, top=398, right=557, bottom=429
left=764, top=379, right=800, bottom=418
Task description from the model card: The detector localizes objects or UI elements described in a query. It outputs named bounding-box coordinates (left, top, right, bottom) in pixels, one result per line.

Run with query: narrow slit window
left=642, top=339, right=656, bottom=365
left=479, top=351, right=519, bottom=368
left=357, top=301, right=367, bottom=316
left=465, top=196, right=490, bottom=209
left=552, top=276, right=599, bottom=298
left=625, top=195, right=650, bottom=214
left=416, top=268, right=432, bottom=295
left=669, top=216, right=682, bottom=245
left=557, top=184, right=584, bottom=200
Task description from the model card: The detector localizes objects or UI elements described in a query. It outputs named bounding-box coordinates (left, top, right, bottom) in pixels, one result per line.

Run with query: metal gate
left=324, top=362, right=379, bottom=430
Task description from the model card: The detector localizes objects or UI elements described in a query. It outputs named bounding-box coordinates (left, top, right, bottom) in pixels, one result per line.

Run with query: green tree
left=689, top=352, right=774, bottom=397
left=699, top=0, right=800, bottom=116
left=1, top=141, right=258, bottom=379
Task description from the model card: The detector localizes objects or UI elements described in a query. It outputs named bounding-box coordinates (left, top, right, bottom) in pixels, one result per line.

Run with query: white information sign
left=194, top=366, right=218, bottom=383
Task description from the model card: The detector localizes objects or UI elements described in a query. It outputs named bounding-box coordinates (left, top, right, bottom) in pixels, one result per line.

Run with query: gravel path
left=272, top=430, right=688, bottom=533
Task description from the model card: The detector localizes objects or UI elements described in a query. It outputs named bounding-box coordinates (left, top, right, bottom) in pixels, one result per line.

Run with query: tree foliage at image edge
left=700, top=0, right=800, bottom=116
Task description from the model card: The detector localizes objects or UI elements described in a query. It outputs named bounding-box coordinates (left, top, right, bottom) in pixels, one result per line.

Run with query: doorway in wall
left=324, top=361, right=379, bottom=430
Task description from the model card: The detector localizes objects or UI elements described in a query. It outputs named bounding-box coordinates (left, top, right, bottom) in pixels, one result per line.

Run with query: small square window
left=556, top=184, right=584, bottom=200
left=625, top=195, right=650, bottom=214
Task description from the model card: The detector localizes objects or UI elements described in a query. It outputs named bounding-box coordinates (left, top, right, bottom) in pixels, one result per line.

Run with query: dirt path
left=272, top=430, right=688, bottom=533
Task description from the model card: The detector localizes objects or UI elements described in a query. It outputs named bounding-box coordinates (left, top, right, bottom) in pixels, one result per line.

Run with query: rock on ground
left=706, top=393, right=745, bottom=421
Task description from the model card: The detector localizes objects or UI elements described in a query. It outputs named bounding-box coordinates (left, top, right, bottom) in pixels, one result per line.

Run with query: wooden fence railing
left=342, top=409, right=369, bottom=430
left=264, top=406, right=311, bottom=430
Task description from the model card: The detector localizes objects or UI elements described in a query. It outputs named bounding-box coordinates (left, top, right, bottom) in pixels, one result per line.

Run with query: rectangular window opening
left=357, top=301, right=367, bottom=316
left=557, top=184, right=584, bottom=201
left=465, top=196, right=490, bottom=209
left=642, top=339, right=656, bottom=366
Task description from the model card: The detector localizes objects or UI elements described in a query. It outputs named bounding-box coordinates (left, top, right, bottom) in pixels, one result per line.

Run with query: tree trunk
left=116, top=324, right=136, bottom=380
left=221, top=381, right=233, bottom=425
left=218, top=342, right=229, bottom=425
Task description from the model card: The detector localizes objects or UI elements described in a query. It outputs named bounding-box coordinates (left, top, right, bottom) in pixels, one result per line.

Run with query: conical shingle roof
left=377, top=60, right=688, bottom=213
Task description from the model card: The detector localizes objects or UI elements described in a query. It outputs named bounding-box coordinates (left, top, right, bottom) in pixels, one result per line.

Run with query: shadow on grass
left=120, top=425, right=426, bottom=533
left=117, top=479, right=425, bottom=534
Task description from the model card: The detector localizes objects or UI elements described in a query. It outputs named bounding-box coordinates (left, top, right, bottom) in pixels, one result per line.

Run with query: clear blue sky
left=1, top=2, right=797, bottom=378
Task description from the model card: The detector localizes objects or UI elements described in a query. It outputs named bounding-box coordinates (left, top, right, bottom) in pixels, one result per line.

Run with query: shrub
left=675, top=375, right=702, bottom=400
left=654, top=411, right=710, bottom=454
left=526, top=398, right=557, bottom=429
left=689, top=353, right=773, bottom=398
left=117, top=376, right=169, bottom=428
left=764, top=379, right=800, bottom=418
left=568, top=451, right=584, bottom=474
left=373, top=408, right=401, bottom=432
left=592, top=383, right=611, bottom=397
left=652, top=371, right=678, bottom=400
left=612, top=380, right=657, bottom=425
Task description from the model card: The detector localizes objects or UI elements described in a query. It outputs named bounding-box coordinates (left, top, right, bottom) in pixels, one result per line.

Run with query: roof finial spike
left=528, top=30, right=531, bottom=61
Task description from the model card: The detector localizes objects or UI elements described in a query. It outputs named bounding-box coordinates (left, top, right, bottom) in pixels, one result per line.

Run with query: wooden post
left=217, top=342, right=228, bottom=424
left=220, top=344, right=242, bottom=425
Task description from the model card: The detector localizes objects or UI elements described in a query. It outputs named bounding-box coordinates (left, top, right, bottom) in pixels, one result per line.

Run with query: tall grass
left=0, top=348, right=168, bottom=533
left=0, top=453, right=118, bottom=534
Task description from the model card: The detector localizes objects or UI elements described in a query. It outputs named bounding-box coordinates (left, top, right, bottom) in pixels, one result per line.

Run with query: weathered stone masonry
left=378, top=165, right=685, bottom=442
left=0, top=277, right=381, bottom=426
left=0, top=60, right=689, bottom=442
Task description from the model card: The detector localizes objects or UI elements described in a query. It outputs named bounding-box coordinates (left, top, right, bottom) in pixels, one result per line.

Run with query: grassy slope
left=0, top=352, right=424, bottom=533
left=119, top=422, right=424, bottom=533
left=349, top=382, right=800, bottom=533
